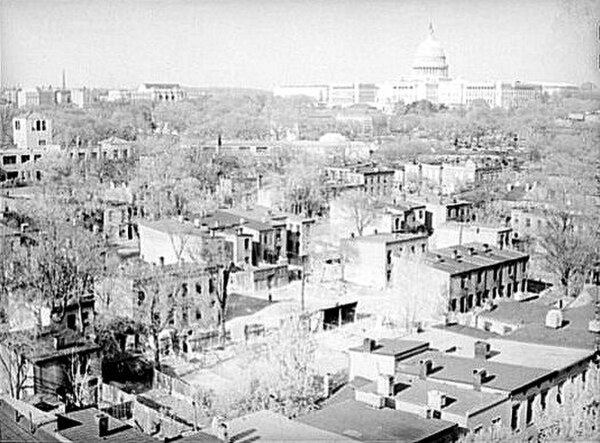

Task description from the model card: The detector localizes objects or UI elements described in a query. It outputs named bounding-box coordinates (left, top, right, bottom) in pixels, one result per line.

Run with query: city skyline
left=0, top=0, right=598, bottom=90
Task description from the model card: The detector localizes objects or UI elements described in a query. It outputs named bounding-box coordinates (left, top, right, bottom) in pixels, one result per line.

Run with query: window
left=67, top=314, right=76, bottom=330
left=35, top=120, right=41, bottom=131
left=421, top=244, right=426, bottom=253
left=473, top=425, right=483, bottom=435
left=195, top=308, right=202, bottom=320
left=410, top=245, right=415, bottom=253
left=525, top=218, right=531, bottom=228
left=557, top=382, right=564, bottom=404
left=387, top=251, right=392, bottom=265
left=82, top=311, right=90, bottom=328
left=450, top=299, right=457, bottom=312
left=137, top=291, right=146, bottom=305
left=526, top=396, right=534, bottom=425
left=386, top=270, right=392, bottom=282
left=477, top=271, right=482, bottom=283
left=21, top=155, right=30, bottom=163
left=540, top=391, right=547, bottom=411
left=41, top=120, right=46, bottom=131
left=244, top=238, right=250, bottom=250
left=511, top=403, right=520, bottom=430
left=14, top=120, right=20, bottom=130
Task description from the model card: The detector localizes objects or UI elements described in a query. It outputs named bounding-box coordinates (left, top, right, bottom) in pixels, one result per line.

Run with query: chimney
left=436, top=254, right=443, bottom=263
left=468, top=247, right=475, bottom=256
left=373, top=228, right=378, bottom=235
left=211, top=417, right=228, bottom=442
left=376, top=374, right=394, bottom=397
left=419, top=359, right=433, bottom=379
left=427, top=390, right=445, bottom=410
left=177, top=215, right=184, bottom=224
left=96, top=414, right=109, bottom=437
left=363, top=338, right=376, bottom=352
left=482, top=243, right=490, bottom=252
left=193, top=218, right=201, bottom=228
left=545, top=309, right=563, bottom=329
left=474, top=341, right=491, bottom=359
left=322, top=373, right=331, bottom=398
left=472, top=368, right=487, bottom=391
left=452, top=249, right=459, bottom=260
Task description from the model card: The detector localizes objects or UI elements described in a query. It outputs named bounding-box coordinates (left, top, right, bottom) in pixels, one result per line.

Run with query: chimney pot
left=419, top=359, right=433, bottom=379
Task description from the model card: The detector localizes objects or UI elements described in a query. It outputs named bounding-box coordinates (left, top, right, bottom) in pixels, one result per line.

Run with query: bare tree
left=539, top=210, right=597, bottom=298
left=0, top=330, right=36, bottom=400
left=341, top=190, right=377, bottom=236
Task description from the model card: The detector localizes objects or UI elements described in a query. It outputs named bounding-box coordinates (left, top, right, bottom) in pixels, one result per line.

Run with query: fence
left=153, top=370, right=196, bottom=399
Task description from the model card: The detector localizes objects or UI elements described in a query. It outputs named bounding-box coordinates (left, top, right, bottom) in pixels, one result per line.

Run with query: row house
left=395, top=243, right=529, bottom=316
left=325, top=164, right=395, bottom=197
left=69, top=137, right=135, bottom=162
left=341, top=232, right=428, bottom=289
left=347, top=337, right=596, bottom=437
left=430, top=222, right=512, bottom=250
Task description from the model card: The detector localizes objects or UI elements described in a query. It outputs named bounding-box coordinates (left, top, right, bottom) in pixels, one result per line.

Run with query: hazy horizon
left=1, top=0, right=598, bottom=90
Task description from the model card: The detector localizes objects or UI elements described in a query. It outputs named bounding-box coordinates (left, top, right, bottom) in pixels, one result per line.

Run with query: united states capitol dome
left=412, top=22, right=449, bottom=80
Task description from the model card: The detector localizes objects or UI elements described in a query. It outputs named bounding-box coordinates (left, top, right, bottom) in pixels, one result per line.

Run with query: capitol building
left=274, top=23, right=575, bottom=111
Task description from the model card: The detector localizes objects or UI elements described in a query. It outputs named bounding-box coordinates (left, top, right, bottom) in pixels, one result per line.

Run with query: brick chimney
left=419, top=359, right=433, bottom=379
left=322, top=373, right=331, bottom=398
left=472, top=368, right=487, bottom=391
left=474, top=341, right=491, bottom=360
left=363, top=338, right=376, bottom=352
left=427, top=390, right=445, bottom=410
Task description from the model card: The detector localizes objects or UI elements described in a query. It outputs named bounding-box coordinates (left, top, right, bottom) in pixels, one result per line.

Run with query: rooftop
left=346, top=232, right=428, bottom=245
left=349, top=338, right=429, bottom=357
left=407, top=328, right=594, bottom=370
left=297, top=399, right=457, bottom=443
left=226, top=410, right=354, bottom=442
left=54, top=407, right=157, bottom=443
left=424, top=242, right=528, bottom=275
left=393, top=377, right=508, bottom=416
left=397, top=350, right=552, bottom=393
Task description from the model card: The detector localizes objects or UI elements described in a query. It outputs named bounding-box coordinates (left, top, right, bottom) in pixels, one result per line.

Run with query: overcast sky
left=1, top=0, right=598, bottom=89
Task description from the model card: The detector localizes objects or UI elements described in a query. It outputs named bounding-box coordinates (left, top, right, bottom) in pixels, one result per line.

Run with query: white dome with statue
left=412, top=22, right=449, bottom=80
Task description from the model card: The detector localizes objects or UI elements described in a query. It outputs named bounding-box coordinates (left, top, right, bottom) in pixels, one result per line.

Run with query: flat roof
left=392, top=377, right=508, bottom=417
left=349, top=338, right=429, bottom=357
left=406, top=328, right=594, bottom=371
left=397, top=350, right=553, bottom=393
left=54, top=408, right=157, bottom=443
left=346, top=232, right=428, bottom=244
left=138, top=218, right=212, bottom=236
left=297, top=399, right=457, bottom=443
left=424, top=242, right=528, bottom=275
left=226, top=409, right=354, bottom=442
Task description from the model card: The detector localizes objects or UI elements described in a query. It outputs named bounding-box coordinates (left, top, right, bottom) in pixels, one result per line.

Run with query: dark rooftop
left=297, top=399, right=457, bottom=443
left=424, top=242, right=528, bottom=275
left=54, top=408, right=157, bottom=443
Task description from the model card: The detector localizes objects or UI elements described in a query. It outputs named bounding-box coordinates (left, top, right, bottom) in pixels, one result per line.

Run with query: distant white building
left=133, top=83, right=185, bottom=102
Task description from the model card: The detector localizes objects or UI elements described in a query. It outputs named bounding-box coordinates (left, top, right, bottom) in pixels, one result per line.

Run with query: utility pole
left=301, top=254, right=306, bottom=312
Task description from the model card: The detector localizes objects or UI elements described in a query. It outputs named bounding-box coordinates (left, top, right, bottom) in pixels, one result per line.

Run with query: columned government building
left=274, top=22, right=564, bottom=111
